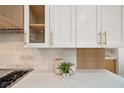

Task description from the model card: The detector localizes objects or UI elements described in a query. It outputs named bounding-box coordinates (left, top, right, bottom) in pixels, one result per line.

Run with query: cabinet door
left=102, top=6, right=122, bottom=48
left=105, top=59, right=116, bottom=74
left=50, top=5, right=75, bottom=48
left=24, top=5, right=49, bottom=48
left=76, top=6, right=98, bottom=47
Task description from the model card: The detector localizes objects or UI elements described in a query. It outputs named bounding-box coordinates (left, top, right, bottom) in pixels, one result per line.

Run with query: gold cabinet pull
left=98, top=32, right=102, bottom=46
left=103, top=31, right=107, bottom=45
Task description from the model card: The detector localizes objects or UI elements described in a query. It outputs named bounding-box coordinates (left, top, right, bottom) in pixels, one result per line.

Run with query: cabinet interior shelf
left=30, top=24, right=45, bottom=30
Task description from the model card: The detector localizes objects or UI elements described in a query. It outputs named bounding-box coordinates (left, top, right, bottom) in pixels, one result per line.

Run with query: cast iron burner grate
left=0, top=70, right=31, bottom=88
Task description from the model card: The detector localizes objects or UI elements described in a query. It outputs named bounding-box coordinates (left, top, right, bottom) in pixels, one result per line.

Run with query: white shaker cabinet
left=97, top=5, right=122, bottom=48
left=50, top=5, right=76, bottom=48
left=76, top=5, right=122, bottom=48
left=24, top=5, right=122, bottom=48
left=76, top=6, right=98, bottom=48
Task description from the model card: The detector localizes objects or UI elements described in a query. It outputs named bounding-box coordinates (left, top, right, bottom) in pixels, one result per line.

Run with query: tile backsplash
left=0, top=34, right=76, bottom=72
left=105, top=48, right=118, bottom=59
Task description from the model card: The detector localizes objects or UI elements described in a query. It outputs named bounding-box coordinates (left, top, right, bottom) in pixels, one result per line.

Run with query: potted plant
left=57, top=62, right=73, bottom=78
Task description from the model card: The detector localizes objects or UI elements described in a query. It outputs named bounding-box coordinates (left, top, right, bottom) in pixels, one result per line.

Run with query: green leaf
left=57, top=62, right=73, bottom=74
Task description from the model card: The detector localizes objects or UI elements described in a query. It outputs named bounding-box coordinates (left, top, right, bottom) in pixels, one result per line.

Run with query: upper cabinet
left=97, top=5, right=122, bottom=48
left=50, top=5, right=75, bottom=48
left=24, top=5, right=75, bottom=48
left=24, top=5, right=49, bottom=48
left=24, top=5, right=123, bottom=48
left=76, top=5, right=98, bottom=48
left=76, top=5, right=122, bottom=48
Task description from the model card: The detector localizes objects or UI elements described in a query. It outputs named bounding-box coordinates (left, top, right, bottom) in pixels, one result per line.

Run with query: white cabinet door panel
left=76, top=6, right=98, bottom=47
left=50, top=5, right=75, bottom=48
left=102, top=5, right=122, bottom=47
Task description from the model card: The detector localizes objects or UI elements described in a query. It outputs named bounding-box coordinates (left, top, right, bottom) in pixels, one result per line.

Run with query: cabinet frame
left=24, top=5, right=50, bottom=48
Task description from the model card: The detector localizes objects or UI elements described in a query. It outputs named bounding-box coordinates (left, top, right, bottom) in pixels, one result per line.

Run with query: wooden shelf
left=30, top=24, right=45, bottom=30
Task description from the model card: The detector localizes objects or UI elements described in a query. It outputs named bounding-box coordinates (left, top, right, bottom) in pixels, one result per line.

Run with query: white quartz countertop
left=12, top=69, right=124, bottom=88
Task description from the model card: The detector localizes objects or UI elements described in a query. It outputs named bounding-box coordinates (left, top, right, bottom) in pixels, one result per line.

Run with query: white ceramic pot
left=63, top=73, right=69, bottom=78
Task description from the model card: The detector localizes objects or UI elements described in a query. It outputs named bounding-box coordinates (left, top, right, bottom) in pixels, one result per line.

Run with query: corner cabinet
left=50, top=5, right=76, bottom=48
left=24, top=5, right=49, bottom=48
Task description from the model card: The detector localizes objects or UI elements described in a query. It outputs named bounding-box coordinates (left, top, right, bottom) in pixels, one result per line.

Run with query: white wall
left=0, top=34, right=76, bottom=72
left=118, top=48, right=124, bottom=77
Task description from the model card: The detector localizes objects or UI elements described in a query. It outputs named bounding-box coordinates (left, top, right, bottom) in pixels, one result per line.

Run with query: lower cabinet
left=105, top=59, right=116, bottom=73
left=77, top=48, right=105, bottom=69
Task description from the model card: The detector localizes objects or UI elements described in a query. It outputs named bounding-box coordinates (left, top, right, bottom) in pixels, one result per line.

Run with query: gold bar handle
left=98, top=32, right=102, bottom=46
left=103, top=31, right=107, bottom=45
